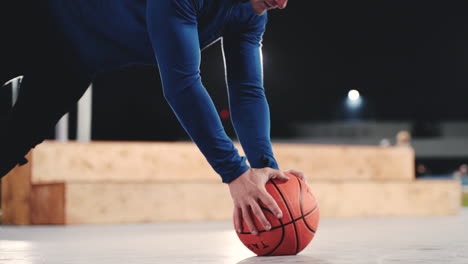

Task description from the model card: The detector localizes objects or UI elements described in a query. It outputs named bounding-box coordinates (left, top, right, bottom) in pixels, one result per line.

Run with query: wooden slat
left=61, top=179, right=460, bottom=224
left=65, top=183, right=232, bottom=224
left=274, top=144, right=415, bottom=181
left=30, top=141, right=415, bottom=183
left=32, top=142, right=216, bottom=183
left=311, top=179, right=461, bottom=217
left=1, top=152, right=32, bottom=225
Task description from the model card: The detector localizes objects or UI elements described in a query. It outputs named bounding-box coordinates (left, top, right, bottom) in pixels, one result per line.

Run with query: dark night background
left=0, top=2, right=467, bottom=175
left=2, top=2, right=466, bottom=143
left=80, top=1, right=468, bottom=142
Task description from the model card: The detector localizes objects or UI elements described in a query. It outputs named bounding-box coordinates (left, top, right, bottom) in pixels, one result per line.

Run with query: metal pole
left=77, top=83, right=93, bottom=142
left=55, top=113, right=69, bottom=142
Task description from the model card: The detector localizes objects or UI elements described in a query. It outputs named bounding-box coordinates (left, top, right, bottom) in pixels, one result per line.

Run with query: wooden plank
left=30, top=183, right=65, bottom=225
left=32, top=142, right=217, bottom=183
left=274, top=143, right=415, bottom=181
left=30, top=141, right=415, bottom=184
left=311, top=179, right=461, bottom=217
left=65, top=183, right=232, bottom=224
left=62, top=179, right=460, bottom=224
left=1, top=152, right=32, bottom=225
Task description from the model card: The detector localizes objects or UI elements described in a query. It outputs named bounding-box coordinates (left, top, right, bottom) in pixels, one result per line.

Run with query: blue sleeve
left=223, top=13, right=279, bottom=170
left=146, top=0, right=250, bottom=183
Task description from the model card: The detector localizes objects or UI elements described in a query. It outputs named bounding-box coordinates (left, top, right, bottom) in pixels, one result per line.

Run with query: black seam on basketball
left=271, top=179, right=299, bottom=255
left=238, top=192, right=286, bottom=255
left=297, top=178, right=303, bottom=255
left=298, top=179, right=317, bottom=233
left=261, top=205, right=286, bottom=256
left=238, top=205, right=317, bottom=234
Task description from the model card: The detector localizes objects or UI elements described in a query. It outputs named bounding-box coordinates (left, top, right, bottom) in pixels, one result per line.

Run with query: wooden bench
left=1, top=141, right=461, bottom=224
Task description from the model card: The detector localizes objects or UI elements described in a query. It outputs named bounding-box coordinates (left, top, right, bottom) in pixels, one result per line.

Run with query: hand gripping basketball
left=235, top=172, right=320, bottom=256
left=228, top=168, right=290, bottom=236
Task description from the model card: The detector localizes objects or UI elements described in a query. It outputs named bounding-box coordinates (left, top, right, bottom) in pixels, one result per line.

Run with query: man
left=0, top=0, right=305, bottom=235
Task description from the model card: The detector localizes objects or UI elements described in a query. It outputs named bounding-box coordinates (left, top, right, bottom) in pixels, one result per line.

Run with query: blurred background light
left=348, top=89, right=360, bottom=102
left=345, top=89, right=363, bottom=113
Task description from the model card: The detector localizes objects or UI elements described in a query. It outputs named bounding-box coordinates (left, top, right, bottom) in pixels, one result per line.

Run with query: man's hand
left=284, top=169, right=305, bottom=181
left=228, top=168, right=307, bottom=236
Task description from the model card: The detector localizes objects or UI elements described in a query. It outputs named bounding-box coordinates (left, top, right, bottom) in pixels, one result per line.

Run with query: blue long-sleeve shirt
left=47, top=0, right=279, bottom=182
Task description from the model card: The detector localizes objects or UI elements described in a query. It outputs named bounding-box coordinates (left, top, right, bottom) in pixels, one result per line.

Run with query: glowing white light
left=348, top=89, right=360, bottom=101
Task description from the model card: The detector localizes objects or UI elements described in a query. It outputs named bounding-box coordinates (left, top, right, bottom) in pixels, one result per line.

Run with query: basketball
left=236, top=173, right=320, bottom=256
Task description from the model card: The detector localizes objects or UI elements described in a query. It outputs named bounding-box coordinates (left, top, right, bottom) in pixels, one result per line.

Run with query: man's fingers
left=286, top=169, right=305, bottom=181
left=241, top=205, right=258, bottom=236
left=233, top=206, right=243, bottom=233
left=250, top=201, right=271, bottom=231
left=269, top=169, right=289, bottom=182
left=259, top=191, right=283, bottom=219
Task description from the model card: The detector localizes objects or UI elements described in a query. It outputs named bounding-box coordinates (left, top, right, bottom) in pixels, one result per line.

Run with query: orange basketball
left=236, top=173, right=320, bottom=256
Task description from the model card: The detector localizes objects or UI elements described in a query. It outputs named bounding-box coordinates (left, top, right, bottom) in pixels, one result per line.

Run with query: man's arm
left=146, top=0, right=293, bottom=235
left=146, top=0, right=249, bottom=182
left=222, top=13, right=294, bottom=235
left=222, top=14, right=279, bottom=171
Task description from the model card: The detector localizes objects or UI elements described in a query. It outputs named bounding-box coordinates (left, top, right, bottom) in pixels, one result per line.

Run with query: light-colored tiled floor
left=1, top=209, right=467, bottom=264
